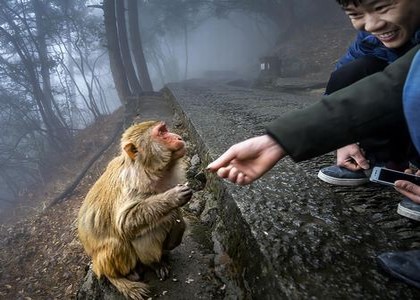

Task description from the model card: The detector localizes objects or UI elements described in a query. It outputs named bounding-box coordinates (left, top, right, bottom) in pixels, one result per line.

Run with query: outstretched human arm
left=207, top=135, right=286, bottom=185
left=268, top=45, right=419, bottom=162
left=207, top=46, right=419, bottom=185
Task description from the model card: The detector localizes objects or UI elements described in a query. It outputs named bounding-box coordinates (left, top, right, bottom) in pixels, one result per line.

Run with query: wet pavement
left=165, top=79, right=420, bottom=299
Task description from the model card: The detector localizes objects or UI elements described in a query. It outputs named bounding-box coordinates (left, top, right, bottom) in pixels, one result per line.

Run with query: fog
left=150, top=13, right=278, bottom=88
left=187, top=14, right=276, bottom=78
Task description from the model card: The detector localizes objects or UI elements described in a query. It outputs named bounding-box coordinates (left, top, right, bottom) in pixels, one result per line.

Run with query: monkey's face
left=122, top=121, right=186, bottom=163
left=151, top=122, right=186, bottom=159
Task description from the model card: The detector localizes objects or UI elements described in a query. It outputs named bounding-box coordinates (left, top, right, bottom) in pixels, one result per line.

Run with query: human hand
left=336, top=143, right=370, bottom=171
left=395, top=169, right=420, bottom=204
left=206, top=134, right=286, bottom=185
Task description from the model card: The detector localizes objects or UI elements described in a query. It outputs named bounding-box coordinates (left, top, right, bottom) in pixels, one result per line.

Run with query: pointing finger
left=207, top=148, right=237, bottom=172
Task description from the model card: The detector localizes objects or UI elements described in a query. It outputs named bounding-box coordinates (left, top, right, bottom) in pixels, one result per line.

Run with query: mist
left=146, top=12, right=278, bottom=90
left=177, top=13, right=277, bottom=82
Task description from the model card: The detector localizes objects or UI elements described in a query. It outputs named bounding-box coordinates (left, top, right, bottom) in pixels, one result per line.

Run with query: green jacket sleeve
left=266, top=45, right=420, bottom=162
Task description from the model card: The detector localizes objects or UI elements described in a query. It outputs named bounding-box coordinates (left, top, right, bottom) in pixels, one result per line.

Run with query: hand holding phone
left=369, top=167, right=420, bottom=187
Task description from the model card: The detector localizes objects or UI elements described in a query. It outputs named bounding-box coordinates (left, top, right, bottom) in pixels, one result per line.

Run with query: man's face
left=343, top=0, right=420, bottom=48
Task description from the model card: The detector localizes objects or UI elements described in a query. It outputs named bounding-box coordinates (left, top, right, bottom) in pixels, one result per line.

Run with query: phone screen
left=377, top=168, right=420, bottom=185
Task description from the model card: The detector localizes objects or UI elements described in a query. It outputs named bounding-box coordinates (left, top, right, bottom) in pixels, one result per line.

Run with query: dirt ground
left=0, top=107, right=231, bottom=299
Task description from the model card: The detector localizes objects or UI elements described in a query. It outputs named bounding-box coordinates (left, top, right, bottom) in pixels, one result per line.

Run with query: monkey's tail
left=108, top=277, right=149, bottom=300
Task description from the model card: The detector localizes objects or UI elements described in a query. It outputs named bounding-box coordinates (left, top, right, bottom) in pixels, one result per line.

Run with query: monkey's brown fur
left=78, top=121, right=192, bottom=300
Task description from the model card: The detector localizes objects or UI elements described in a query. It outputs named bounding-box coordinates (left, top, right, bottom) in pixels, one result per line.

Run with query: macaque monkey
left=77, top=121, right=193, bottom=300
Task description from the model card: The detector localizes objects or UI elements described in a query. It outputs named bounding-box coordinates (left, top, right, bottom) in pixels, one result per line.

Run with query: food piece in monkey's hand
left=77, top=121, right=192, bottom=300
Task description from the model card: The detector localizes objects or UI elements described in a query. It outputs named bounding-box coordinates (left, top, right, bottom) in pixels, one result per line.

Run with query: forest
left=0, top=0, right=344, bottom=216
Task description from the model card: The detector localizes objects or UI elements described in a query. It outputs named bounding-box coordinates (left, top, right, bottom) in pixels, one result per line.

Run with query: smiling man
left=342, top=0, right=420, bottom=49
left=317, top=0, right=420, bottom=201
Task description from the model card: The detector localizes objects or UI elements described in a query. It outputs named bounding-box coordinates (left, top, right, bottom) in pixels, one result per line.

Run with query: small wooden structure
left=259, top=56, right=282, bottom=76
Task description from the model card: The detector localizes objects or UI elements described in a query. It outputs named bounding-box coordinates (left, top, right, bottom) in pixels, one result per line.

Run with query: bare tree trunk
left=116, top=0, right=142, bottom=95
left=103, top=0, right=132, bottom=102
left=53, top=28, right=104, bottom=119
left=62, top=0, right=77, bottom=128
left=127, top=0, right=153, bottom=92
left=33, top=0, right=69, bottom=129
left=0, top=0, right=71, bottom=150
left=150, top=49, right=167, bottom=87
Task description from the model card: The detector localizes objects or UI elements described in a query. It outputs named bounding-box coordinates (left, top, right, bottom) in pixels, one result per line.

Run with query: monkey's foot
left=126, top=263, right=147, bottom=282
left=151, top=261, right=170, bottom=280
left=127, top=270, right=141, bottom=282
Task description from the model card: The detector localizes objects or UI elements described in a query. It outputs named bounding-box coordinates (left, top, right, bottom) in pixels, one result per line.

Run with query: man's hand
left=336, top=143, right=370, bottom=171
left=395, top=169, right=420, bottom=204
left=206, top=135, right=286, bottom=185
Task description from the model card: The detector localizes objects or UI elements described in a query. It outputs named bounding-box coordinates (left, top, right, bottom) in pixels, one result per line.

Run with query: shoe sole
left=397, top=203, right=420, bottom=221
left=317, top=170, right=369, bottom=186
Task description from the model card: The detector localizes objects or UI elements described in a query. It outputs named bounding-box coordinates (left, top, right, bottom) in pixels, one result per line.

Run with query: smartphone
left=369, top=167, right=420, bottom=187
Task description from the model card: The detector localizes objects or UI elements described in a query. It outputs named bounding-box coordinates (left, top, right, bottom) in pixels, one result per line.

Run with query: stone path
left=165, top=79, right=420, bottom=299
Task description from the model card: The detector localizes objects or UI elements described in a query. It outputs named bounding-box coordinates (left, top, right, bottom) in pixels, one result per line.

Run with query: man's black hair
left=335, top=0, right=362, bottom=6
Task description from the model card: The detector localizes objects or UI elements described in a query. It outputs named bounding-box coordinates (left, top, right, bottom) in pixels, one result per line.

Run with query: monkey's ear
left=124, top=143, right=138, bottom=161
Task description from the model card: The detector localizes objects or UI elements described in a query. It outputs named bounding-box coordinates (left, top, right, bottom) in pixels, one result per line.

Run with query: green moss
left=190, top=221, right=214, bottom=253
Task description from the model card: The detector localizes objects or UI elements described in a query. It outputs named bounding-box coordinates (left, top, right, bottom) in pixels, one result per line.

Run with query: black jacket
left=267, top=45, right=420, bottom=162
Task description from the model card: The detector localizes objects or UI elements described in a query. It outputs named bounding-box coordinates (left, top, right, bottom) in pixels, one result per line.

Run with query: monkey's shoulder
left=82, top=157, right=124, bottom=205
left=92, top=156, right=126, bottom=185
left=105, top=155, right=126, bottom=171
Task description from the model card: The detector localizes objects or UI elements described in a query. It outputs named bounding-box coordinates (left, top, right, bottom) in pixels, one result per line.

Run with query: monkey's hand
left=166, top=184, right=193, bottom=207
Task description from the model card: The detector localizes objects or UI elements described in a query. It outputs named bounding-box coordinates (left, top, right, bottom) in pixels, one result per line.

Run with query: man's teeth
left=379, top=31, right=397, bottom=39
